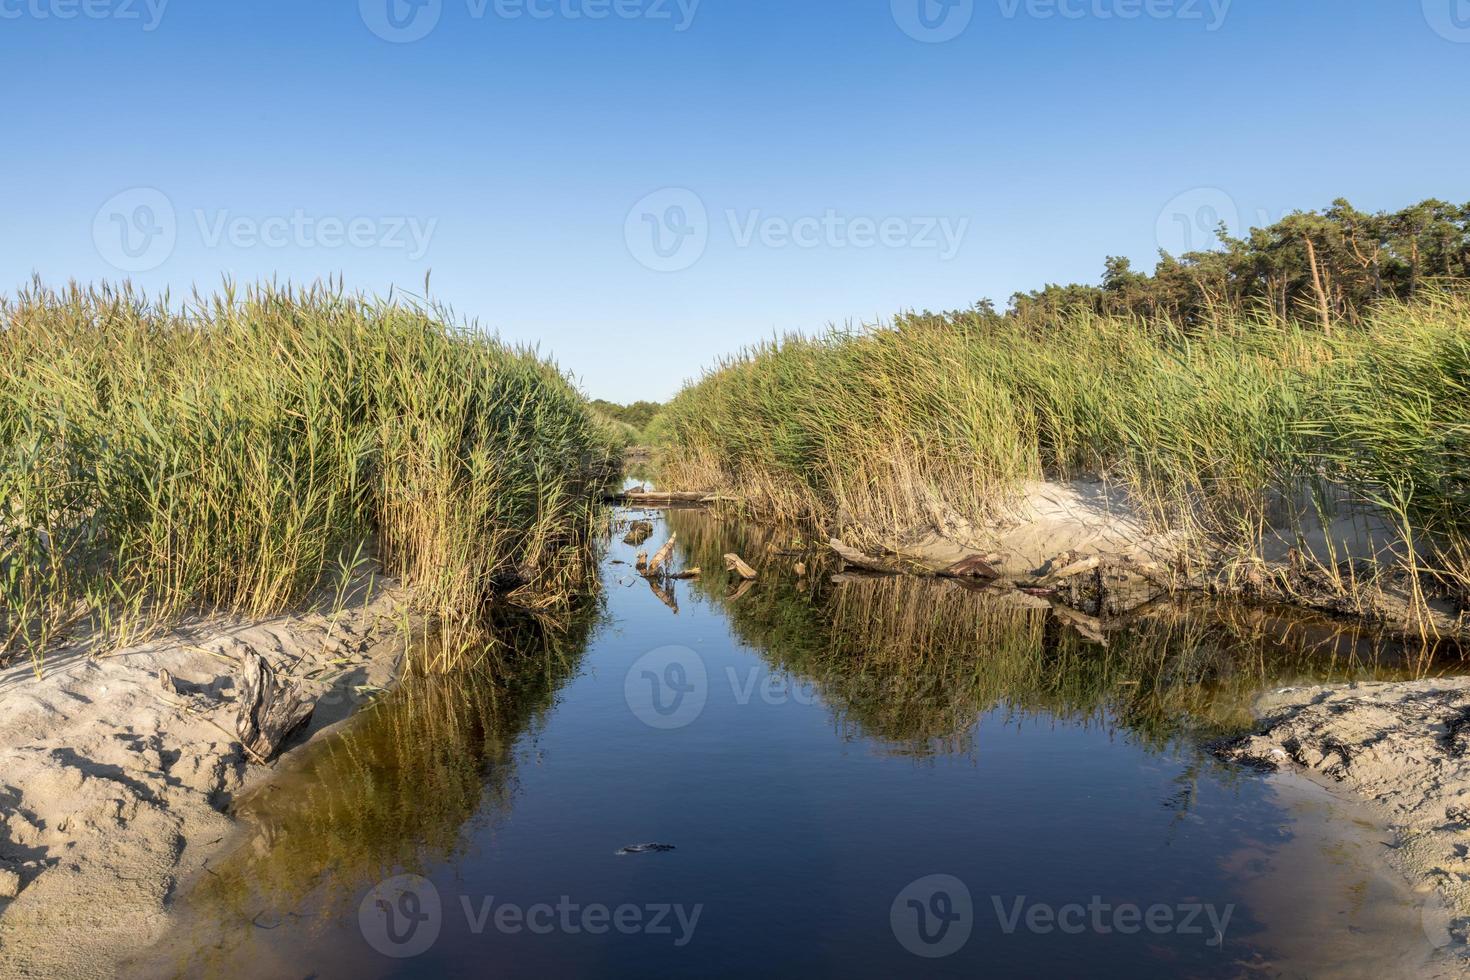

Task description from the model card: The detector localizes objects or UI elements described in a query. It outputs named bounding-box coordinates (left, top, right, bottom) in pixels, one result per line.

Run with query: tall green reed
left=0, top=279, right=619, bottom=672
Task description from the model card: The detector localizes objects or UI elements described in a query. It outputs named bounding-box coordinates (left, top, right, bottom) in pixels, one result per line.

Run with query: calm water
left=134, top=507, right=1469, bottom=979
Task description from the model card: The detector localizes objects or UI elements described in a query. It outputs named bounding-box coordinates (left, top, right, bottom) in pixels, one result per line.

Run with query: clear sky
left=5, top=0, right=1468, bottom=401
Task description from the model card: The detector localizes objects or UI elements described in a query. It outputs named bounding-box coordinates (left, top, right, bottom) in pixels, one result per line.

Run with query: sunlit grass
left=658, top=290, right=1470, bottom=608
left=0, top=279, right=619, bottom=672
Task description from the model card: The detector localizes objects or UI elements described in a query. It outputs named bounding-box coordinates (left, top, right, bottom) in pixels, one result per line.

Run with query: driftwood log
left=645, top=535, right=677, bottom=577
left=723, top=553, right=758, bottom=580
left=615, top=490, right=711, bottom=504
left=828, top=538, right=905, bottom=574
left=236, top=651, right=315, bottom=763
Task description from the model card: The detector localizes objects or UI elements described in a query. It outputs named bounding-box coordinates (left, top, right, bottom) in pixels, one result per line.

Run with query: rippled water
left=132, top=506, right=1470, bottom=978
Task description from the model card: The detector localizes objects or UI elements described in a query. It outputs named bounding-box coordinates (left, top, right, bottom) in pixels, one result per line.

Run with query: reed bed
left=0, top=279, right=619, bottom=672
left=659, top=291, right=1470, bottom=608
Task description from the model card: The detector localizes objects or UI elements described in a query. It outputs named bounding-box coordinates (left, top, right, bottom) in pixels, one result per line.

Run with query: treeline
left=905, top=198, right=1470, bottom=330
left=589, top=399, right=662, bottom=432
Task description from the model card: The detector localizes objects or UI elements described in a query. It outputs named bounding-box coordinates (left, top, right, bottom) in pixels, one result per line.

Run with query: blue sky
left=4, top=0, right=1468, bottom=401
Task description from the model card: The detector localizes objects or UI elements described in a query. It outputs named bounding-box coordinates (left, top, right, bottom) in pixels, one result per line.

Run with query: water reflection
left=134, top=506, right=1469, bottom=978
left=133, top=611, right=597, bottom=978
left=664, top=506, right=1463, bottom=758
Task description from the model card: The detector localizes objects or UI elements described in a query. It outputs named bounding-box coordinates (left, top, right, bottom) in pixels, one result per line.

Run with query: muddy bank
left=1220, top=677, right=1470, bottom=961
left=0, top=571, right=409, bottom=980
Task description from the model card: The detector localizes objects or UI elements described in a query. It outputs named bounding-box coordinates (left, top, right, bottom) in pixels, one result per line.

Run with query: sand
left=1222, top=677, right=1470, bottom=970
left=0, top=570, right=408, bottom=979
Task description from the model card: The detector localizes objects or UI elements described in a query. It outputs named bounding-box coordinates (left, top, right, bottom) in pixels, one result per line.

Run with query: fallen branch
left=646, top=535, right=677, bottom=577
left=723, top=553, right=758, bottom=580
left=829, top=538, right=904, bottom=574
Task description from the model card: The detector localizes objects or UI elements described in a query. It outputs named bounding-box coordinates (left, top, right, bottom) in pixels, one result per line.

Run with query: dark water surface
left=135, top=507, right=1469, bottom=979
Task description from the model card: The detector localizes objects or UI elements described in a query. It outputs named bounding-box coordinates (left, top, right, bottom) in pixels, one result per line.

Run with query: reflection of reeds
left=152, top=610, right=594, bottom=973
left=667, top=507, right=1464, bottom=757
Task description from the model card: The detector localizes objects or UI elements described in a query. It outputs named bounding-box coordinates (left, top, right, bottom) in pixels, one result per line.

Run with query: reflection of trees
left=666, top=508, right=1462, bottom=758
left=149, top=608, right=597, bottom=974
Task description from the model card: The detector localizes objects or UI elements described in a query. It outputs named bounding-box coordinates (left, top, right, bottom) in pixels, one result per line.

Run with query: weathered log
left=615, top=490, right=709, bottom=504
left=236, top=651, right=314, bottom=763
left=723, top=553, right=758, bottom=580
left=829, top=538, right=904, bottom=574
left=670, top=567, right=701, bottom=580
left=1042, top=553, right=1102, bottom=584
left=646, top=534, right=677, bottom=577
left=623, top=520, right=654, bottom=546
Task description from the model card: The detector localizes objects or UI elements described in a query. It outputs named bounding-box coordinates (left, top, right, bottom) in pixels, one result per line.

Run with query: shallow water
left=134, top=506, right=1470, bottom=978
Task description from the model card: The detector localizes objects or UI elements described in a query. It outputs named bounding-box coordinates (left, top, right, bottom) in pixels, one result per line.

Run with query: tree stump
left=236, top=651, right=315, bottom=763
left=623, top=520, right=654, bottom=546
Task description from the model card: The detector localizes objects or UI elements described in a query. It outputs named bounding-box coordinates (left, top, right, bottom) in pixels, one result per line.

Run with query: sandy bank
left=814, top=477, right=1468, bottom=639
left=1221, top=677, right=1470, bottom=965
left=0, top=571, right=409, bottom=980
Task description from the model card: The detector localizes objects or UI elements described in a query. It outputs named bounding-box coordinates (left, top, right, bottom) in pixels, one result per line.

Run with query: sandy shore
left=0, top=571, right=409, bottom=979
left=1221, top=678, right=1470, bottom=971
left=826, top=477, right=1466, bottom=639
